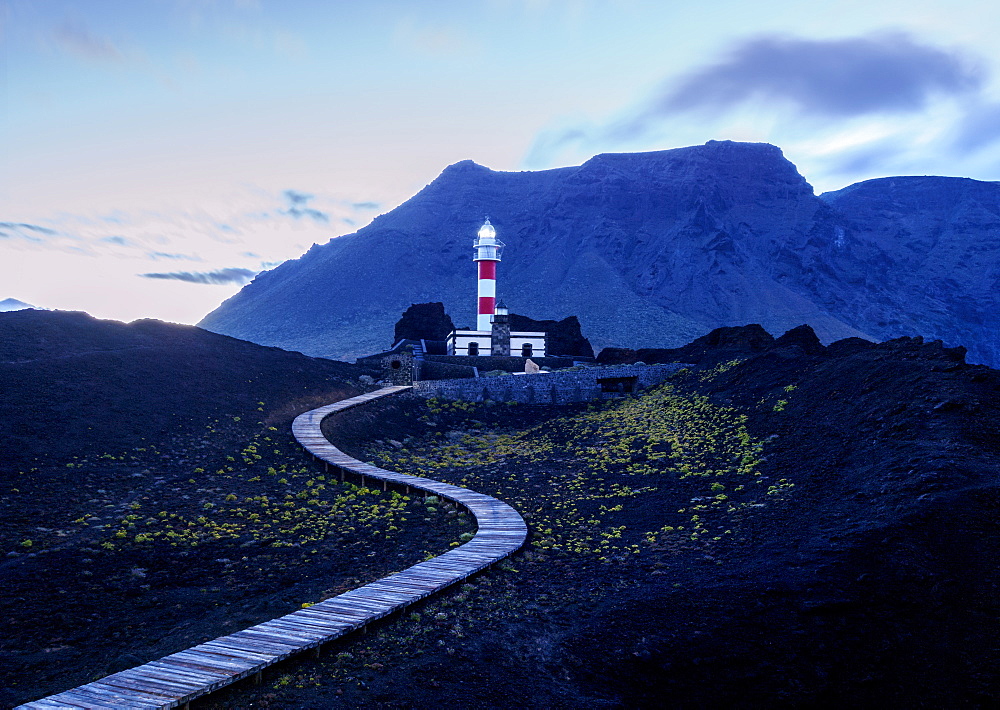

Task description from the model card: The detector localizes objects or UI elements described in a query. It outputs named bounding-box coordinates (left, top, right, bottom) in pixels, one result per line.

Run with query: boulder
left=508, top=314, right=594, bottom=358
left=394, top=303, right=455, bottom=343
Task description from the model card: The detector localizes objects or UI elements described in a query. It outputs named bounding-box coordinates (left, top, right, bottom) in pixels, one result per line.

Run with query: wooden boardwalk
left=21, top=386, right=527, bottom=709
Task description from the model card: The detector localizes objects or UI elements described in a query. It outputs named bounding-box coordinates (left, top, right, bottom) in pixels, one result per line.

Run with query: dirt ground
left=203, top=329, right=1000, bottom=709
left=4, top=314, right=999, bottom=708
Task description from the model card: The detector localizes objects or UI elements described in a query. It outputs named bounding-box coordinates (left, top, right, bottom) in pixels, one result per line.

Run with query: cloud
left=53, top=21, right=125, bottom=62
left=674, top=34, right=976, bottom=115
left=351, top=201, right=381, bottom=210
left=524, top=126, right=594, bottom=167
left=101, top=236, right=130, bottom=246
left=286, top=207, right=329, bottom=222
left=281, top=190, right=329, bottom=222
left=0, top=222, right=58, bottom=240
left=147, top=251, right=201, bottom=261
left=526, top=32, right=985, bottom=167
left=825, top=139, right=905, bottom=176
left=952, top=102, right=1000, bottom=153
left=284, top=189, right=312, bottom=205
left=139, top=268, right=258, bottom=285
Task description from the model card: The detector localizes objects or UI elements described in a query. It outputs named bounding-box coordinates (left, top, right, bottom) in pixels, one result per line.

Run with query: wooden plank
left=166, top=650, right=257, bottom=675
left=59, top=685, right=155, bottom=709
left=24, top=701, right=85, bottom=709
left=20, top=699, right=93, bottom=710
left=197, top=641, right=284, bottom=664
left=293, top=607, right=365, bottom=625
left=97, top=674, right=193, bottom=699
left=36, top=686, right=150, bottom=709
left=88, top=680, right=174, bottom=703
left=197, top=641, right=277, bottom=663
left=268, top=615, right=343, bottom=634
left=234, top=628, right=313, bottom=648
left=143, top=659, right=230, bottom=682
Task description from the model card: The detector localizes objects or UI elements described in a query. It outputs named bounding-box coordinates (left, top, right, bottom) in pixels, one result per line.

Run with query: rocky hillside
left=0, top=309, right=372, bottom=467
left=203, top=325, right=1000, bottom=708
left=819, top=176, right=1000, bottom=365
left=4, top=310, right=998, bottom=707
left=0, top=310, right=463, bottom=707
left=199, top=141, right=1000, bottom=366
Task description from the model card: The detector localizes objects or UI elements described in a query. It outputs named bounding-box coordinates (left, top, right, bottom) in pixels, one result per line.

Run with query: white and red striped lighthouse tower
left=473, top=217, right=504, bottom=331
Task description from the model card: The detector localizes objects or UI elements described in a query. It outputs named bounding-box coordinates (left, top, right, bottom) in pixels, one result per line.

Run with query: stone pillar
left=383, top=352, right=414, bottom=385
left=491, top=315, right=510, bottom=356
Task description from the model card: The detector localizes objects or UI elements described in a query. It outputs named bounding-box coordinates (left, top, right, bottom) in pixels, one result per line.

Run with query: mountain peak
left=573, top=140, right=812, bottom=197
left=0, top=298, right=38, bottom=312
left=442, top=159, right=492, bottom=174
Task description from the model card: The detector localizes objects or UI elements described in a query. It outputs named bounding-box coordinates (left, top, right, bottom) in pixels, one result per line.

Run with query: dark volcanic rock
left=508, top=314, right=594, bottom=358
left=598, top=323, right=774, bottom=365
left=825, top=336, right=876, bottom=358
left=595, top=347, right=640, bottom=365
left=393, top=302, right=455, bottom=343
left=200, top=141, right=1000, bottom=366
left=770, top=323, right=826, bottom=356
left=686, top=323, right=775, bottom=352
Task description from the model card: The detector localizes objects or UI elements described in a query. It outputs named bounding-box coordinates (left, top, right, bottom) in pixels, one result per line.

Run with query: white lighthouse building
left=473, top=217, right=502, bottom=331
left=446, top=217, right=546, bottom=359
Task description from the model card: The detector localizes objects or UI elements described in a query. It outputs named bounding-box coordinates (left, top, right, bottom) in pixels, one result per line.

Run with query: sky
left=2, top=0, right=999, bottom=324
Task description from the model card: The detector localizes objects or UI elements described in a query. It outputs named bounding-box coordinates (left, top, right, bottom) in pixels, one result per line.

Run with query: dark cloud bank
left=666, top=33, right=978, bottom=116
left=528, top=32, right=987, bottom=165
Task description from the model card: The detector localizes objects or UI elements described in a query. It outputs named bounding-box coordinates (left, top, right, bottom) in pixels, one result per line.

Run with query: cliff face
left=199, top=141, right=1000, bottom=366
left=818, top=176, right=1000, bottom=366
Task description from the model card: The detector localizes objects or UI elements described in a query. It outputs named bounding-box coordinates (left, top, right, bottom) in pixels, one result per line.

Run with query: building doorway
left=468, top=342, right=480, bottom=356
left=521, top=343, right=532, bottom=357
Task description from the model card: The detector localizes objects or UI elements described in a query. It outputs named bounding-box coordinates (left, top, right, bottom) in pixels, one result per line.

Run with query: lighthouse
left=473, top=217, right=504, bottom=331
left=444, top=217, right=545, bottom=357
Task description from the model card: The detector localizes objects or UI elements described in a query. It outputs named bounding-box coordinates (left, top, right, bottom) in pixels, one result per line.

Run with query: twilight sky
left=3, top=0, right=999, bottom=324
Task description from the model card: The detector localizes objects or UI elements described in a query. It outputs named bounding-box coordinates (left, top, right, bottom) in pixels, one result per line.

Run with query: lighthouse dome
left=478, top=218, right=496, bottom=239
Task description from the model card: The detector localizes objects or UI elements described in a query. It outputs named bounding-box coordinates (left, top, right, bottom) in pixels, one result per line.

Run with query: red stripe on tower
left=478, top=296, right=494, bottom=318
left=478, top=260, right=496, bottom=279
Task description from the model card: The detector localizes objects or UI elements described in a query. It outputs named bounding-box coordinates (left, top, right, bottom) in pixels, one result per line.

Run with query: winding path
left=21, top=386, right=527, bottom=709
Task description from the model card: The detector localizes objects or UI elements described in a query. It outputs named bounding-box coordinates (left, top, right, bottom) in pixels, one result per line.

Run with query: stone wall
left=377, top=351, right=413, bottom=385
left=416, top=359, right=478, bottom=381
left=423, top=354, right=577, bottom=373
left=410, top=363, right=686, bottom=403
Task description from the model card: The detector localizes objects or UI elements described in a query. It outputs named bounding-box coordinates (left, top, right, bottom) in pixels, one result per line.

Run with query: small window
left=521, top=343, right=532, bottom=357
left=599, top=376, right=637, bottom=393
left=390, top=360, right=402, bottom=370
left=468, top=342, right=479, bottom=356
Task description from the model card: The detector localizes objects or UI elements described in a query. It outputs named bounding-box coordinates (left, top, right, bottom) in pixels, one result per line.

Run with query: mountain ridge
left=200, top=141, right=1000, bottom=366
